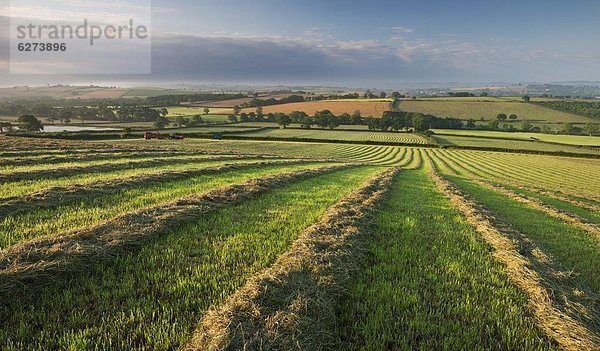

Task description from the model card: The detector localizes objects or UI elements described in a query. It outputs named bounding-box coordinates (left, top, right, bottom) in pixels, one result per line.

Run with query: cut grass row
left=446, top=175, right=600, bottom=294
left=0, top=166, right=381, bottom=350
left=430, top=149, right=600, bottom=202
left=0, top=156, right=279, bottom=199
left=118, top=139, right=428, bottom=167
left=335, top=166, right=555, bottom=350
left=430, top=165, right=600, bottom=349
left=0, top=161, right=332, bottom=249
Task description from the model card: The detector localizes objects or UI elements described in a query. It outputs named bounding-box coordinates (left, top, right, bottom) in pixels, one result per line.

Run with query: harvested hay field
left=1, top=135, right=599, bottom=349
left=241, top=100, right=393, bottom=117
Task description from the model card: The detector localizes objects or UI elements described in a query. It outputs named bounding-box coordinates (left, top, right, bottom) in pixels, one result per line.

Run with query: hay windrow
left=0, top=154, right=279, bottom=183
left=473, top=180, right=600, bottom=239
left=185, top=167, right=399, bottom=351
left=519, top=186, right=600, bottom=214
left=0, top=158, right=302, bottom=220
left=428, top=162, right=600, bottom=351
left=0, top=164, right=351, bottom=297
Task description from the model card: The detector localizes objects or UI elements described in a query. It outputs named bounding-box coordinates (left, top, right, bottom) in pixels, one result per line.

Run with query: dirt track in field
left=186, top=167, right=399, bottom=351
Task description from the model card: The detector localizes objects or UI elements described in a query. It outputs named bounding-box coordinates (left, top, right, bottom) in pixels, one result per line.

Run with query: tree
left=509, top=114, right=518, bottom=121
left=227, top=114, right=239, bottom=123
left=562, top=122, right=575, bottom=134
left=159, top=108, right=169, bottom=117
left=299, top=116, right=313, bottom=128
left=487, top=120, right=499, bottom=130
left=274, top=113, right=292, bottom=128
left=175, top=116, right=190, bottom=127
left=520, top=120, right=532, bottom=132
left=63, top=118, right=71, bottom=125
left=18, top=115, right=43, bottom=132
left=583, top=123, right=599, bottom=136
left=191, top=115, right=204, bottom=126
left=523, top=95, right=531, bottom=102
left=391, top=92, right=402, bottom=99
left=203, top=107, right=210, bottom=115
left=351, top=110, right=363, bottom=125
left=466, top=119, right=476, bottom=129
left=154, top=116, right=170, bottom=129
left=256, top=106, right=263, bottom=116
left=379, top=91, right=387, bottom=98
left=480, top=92, right=489, bottom=97
left=233, top=105, right=242, bottom=115
left=0, top=122, right=12, bottom=133
left=496, top=113, right=508, bottom=121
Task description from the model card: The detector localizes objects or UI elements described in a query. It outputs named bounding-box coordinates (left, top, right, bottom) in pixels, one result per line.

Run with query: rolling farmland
left=398, top=98, right=591, bottom=123
left=240, top=100, right=393, bottom=117
left=238, top=128, right=432, bottom=144
left=1, top=134, right=599, bottom=350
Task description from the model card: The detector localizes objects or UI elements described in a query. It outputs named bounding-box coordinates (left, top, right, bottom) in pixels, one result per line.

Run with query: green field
left=398, top=99, right=591, bottom=123
left=433, top=134, right=600, bottom=154
left=432, top=129, right=600, bottom=146
left=1, top=134, right=599, bottom=350
left=236, top=128, right=431, bottom=144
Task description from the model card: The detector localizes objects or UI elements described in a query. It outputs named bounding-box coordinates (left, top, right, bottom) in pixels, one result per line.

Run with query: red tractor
left=144, top=132, right=160, bottom=140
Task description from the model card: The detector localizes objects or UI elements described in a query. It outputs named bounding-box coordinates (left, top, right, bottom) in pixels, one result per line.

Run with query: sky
left=1, top=0, right=599, bottom=87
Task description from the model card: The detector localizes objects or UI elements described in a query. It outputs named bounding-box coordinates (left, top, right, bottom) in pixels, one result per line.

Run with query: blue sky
left=1, top=0, right=599, bottom=87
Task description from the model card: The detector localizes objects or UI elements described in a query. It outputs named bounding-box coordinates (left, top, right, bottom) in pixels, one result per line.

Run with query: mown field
left=432, top=129, right=600, bottom=146
left=398, top=98, right=591, bottom=123
left=236, top=128, right=432, bottom=144
left=1, top=134, right=599, bottom=350
left=433, top=134, right=600, bottom=154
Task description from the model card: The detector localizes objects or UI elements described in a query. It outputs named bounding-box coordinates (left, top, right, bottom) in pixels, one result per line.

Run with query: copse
left=18, top=115, right=44, bottom=132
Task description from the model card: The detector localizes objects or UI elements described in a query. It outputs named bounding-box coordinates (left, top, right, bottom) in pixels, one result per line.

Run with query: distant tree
left=583, top=122, right=599, bottom=136
left=523, top=95, right=531, bottom=102
left=18, top=115, right=44, bottom=132
left=520, top=120, right=532, bottom=132
left=192, top=115, right=204, bottom=126
left=256, top=106, right=263, bottom=116
left=466, top=119, right=476, bottom=129
left=175, top=116, right=190, bottom=127
left=159, top=108, right=169, bottom=117
left=203, top=107, right=210, bottom=115
left=63, top=118, right=71, bottom=125
left=274, top=113, right=292, bottom=128
left=0, top=122, right=12, bottom=133
left=299, top=116, right=313, bottom=129
left=154, top=116, right=170, bottom=129
left=562, top=122, right=575, bottom=134
left=509, top=114, right=518, bottom=121
left=496, top=113, right=508, bottom=121
left=391, top=92, right=402, bottom=99
left=487, top=120, right=499, bottom=130
left=379, top=91, right=387, bottom=98
left=233, top=105, right=242, bottom=115
left=227, top=114, right=239, bottom=123
left=480, top=92, right=489, bottom=97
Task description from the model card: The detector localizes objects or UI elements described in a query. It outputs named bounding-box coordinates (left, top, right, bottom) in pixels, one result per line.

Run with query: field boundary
left=186, top=167, right=400, bottom=350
